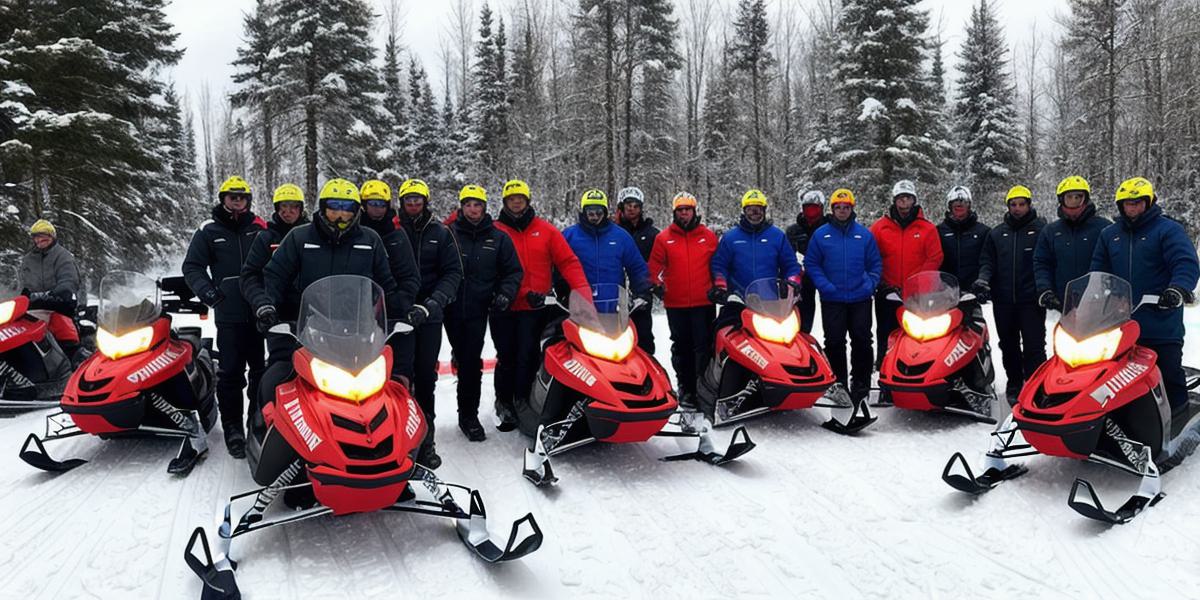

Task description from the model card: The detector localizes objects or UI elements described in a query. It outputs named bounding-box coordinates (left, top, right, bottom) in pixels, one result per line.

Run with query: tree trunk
left=604, top=2, right=616, bottom=195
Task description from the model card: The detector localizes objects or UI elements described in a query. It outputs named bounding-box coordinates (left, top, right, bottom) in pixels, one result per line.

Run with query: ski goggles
left=324, top=199, right=359, bottom=213
left=364, top=199, right=390, bottom=209
left=583, top=206, right=607, bottom=218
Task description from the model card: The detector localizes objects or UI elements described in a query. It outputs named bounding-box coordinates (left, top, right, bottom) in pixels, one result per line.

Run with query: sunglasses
left=225, top=194, right=250, bottom=202
left=325, top=199, right=358, bottom=212
left=364, top=200, right=390, bottom=209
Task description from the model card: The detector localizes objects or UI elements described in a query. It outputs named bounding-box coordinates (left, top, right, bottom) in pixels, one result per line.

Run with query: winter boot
left=417, top=429, right=442, bottom=469
left=495, top=400, right=518, bottom=432
left=222, top=418, right=246, bottom=459
left=459, top=414, right=486, bottom=442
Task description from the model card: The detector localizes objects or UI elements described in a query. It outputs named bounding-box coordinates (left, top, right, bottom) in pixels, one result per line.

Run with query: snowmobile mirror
left=386, top=321, right=414, bottom=341
left=960, top=293, right=977, bottom=303
left=886, top=292, right=902, bottom=302
left=268, top=322, right=293, bottom=336
left=1134, top=295, right=1160, bottom=312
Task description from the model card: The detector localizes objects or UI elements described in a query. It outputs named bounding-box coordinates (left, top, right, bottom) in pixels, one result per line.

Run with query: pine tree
left=408, top=59, right=442, bottom=178
left=701, top=49, right=741, bottom=227
left=230, top=0, right=285, bottom=191
left=469, top=4, right=506, bottom=175
left=730, top=0, right=772, bottom=186
left=631, top=0, right=681, bottom=207
left=379, top=26, right=409, bottom=186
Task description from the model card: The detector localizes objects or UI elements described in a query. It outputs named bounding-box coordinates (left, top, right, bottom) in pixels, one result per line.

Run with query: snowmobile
left=19, top=271, right=218, bottom=475
left=877, top=271, right=999, bottom=422
left=518, top=284, right=755, bottom=487
left=0, top=266, right=75, bottom=413
left=185, top=275, right=542, bottom=600
left=696, top=278, right=875, bottom=433
left=942, top=272, right=1200, bottom=524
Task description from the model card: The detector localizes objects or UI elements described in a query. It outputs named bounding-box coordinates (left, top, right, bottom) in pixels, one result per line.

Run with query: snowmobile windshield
left=1059, top=272, right=1133, bottom=339
left=1, top=266, right=18, bottom=298
left=97, top=271, right=161, bottom=336
left=569, top=284, right=630, bottom=337
left=743, top=278, right=797, bottom=320
left=902, top=271, right=960, bottom=318
left=296, top=275, right=387, bottom=373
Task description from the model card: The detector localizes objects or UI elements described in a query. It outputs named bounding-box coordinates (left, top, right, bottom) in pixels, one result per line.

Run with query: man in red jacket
left=869, top=180, right=943, bottom=367
left=491, top=179, right=589, bottom=431
left=647, top=192, right=718, bottom=408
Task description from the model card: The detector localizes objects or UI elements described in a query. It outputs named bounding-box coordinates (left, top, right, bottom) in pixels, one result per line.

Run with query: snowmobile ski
left=941, top=451, right=1028, bottom=494
left=659, top=425, right=755, bottom=465
left=19, top=431, right=88, bottom=472
left=819, top=385, right=877, bottom=434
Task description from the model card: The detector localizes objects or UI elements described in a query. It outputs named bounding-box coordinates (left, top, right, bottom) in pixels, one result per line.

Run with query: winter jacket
left=937, top=212, right=990, bottom=287
left=495, top=208, right=589, bottom=311
left=710, top=216, right=801, bottom=293
left=786, top=213, right=828, bottom=255
left=263, top=215, right=402, bottom=317
left=446, top=212, right=524, bottom=320
left=400, top=209, right=463, bottom=321
left=870, top=206, right=943, bottom=289
left=978, top=209, right=1045, bottom=305
left=648, top=218, right=718, bottom=309
left=1090, top=204, right=1200, bottom=343
left=362, top=208, right=420, bottom=315
left=1033, top=204, right=1111, bottom=300
left=241, top=211, right=309, bottom=320
left=617, top=215, right=659, bottom=262
left=182, top=205, right=266, bottom=323
left=563, top=215, right=652, bottom=295
left=19, top=241, right=80, bottom=297
left=804, top=214, right=882, bottom=304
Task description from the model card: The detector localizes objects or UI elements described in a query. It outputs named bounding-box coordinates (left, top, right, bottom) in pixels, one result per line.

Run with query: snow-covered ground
left=2, top=307, right=1199, bottom=599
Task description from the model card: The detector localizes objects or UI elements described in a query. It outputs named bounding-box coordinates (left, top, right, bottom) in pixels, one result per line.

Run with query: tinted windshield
left=297, top=275, right=387, bottom=372
left=744, top=278, right=797, bottom=320
left=903, top=271, right=960, bottom=317
left=98, top=271, right=161, bottom=335
left=569, top=284, right=629, bottom=337
left=1059, top=272, right=1133, bottom=339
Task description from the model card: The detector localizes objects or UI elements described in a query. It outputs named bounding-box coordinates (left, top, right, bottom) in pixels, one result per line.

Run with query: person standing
left=358, top=179, right=421, bottom=383
left=786, top=190, right=828, bottom=333
left=615, top=186, right=659, bottom=353
left=563, top=188, right=654, bottom=316
left=709, top=189, right=803, bottom=327
left=18, top=219, right=82, bottom=360
left=803, top=189, right=882, bottom=402
left=182, top=175, right=266, bottom=458
left=1033, top=176, right=1111, bottom=311
left=444, top=184, right=523, bottom=441
left=937, top=185, right=990, bottom=287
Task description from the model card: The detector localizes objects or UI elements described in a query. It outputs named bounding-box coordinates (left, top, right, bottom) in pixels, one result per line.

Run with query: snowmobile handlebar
left=266, top=320, right=413, bottom=339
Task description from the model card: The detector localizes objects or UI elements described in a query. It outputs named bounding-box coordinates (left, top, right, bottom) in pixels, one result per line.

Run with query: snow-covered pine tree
left=379, top=19, right=410, bottom=188
left=631, top=0, right=681, bottom=211
left=701, top=48, right=742, bottom=229
left=506, top=13, right=544, bottom=183
left=407, top=59, right=443, bottom=180
left=952, top=0, right=1022, bottom=199
left=161, top=84, right=202, bottom=226
left=469, top=4, right=506, bottom=177
left=231, top=0, right=286, bottom=194
left=730, top=0, right=772, bottom=187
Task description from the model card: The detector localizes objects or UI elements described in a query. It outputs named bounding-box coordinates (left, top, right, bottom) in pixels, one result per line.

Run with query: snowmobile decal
left=562, top=359, right=597, bottom=387
left=0, top=324, right=25, bottom=342
left=283, top=397, right=322, bottom=451
left=405, top=397, right=421, bottom=439
left=1090, top=360, right=1149, bottom=407
left=943, top=338, right=971, bottom=367
left=736, top=341, right=768, bottom=369
left=127, top=346, right=185, bottom=383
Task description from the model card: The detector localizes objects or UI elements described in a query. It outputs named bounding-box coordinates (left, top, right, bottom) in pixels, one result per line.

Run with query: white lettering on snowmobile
left=737, top=341, right=768, bottom=369
left=944, top=339, right=971, bottom=367
left=405, top=397, right=421, bottom=439
left=0, top=361, right=34, bottom=388
left=283, top=398, right=322, bottom=451
left=1090, top=361, right=1149, bottom=407
left=0, top=325, right=24, bottom=342
left=127, top=347, right=184, bottom=384
left=563, top=359, right=597, bottom=387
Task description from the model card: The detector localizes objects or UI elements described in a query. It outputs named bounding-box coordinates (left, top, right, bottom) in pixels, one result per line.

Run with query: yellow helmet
left=1055, top=175, right=1090, bottom=199
left=830, top=188, right=856, bottom=206
left=1005, top=185, right=1032, bottom=203
left=459, top=184, right=487, bottom=204
left=272, top=183, right=304, bottom=205
left=503, top=179, right=531, bottom=200
left=741, top=189, right=768, bottom=208
left=319, top=178, right=361, bottom=203
left=29, top=219, right=57, bottom=238
left=580, top=188, right=608, bottom=209
left=360, top=180, right=392, bottom=202
left=398, top=178, right=430, bottom=200
left=218, top=175, right=252, bottom=199
left=1115, top=177, right=1155, bottom=205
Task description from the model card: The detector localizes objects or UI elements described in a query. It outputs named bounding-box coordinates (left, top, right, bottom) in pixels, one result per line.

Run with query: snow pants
left=395, top=322, right=443, bottom=426
left=798, top=273, right=817, bottom=334
left=215, top=323, right=265, bottom=428
left=1143, top=340, right=1186, bottom=411
left=991, top=302, right=1046, bottom=394
left=666, top=305, right=716, bottom=397
left=444, top=314, right=489, bottom=419
left=822, top=299, right=874, bottom=400
left=874, top=291, right=901, bottom=364
left=490, top=309, right=547, bottom=415
left=631, top=307, right=655, bottom=354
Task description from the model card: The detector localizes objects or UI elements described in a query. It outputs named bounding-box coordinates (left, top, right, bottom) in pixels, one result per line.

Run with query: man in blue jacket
left=709, top=189, right=803, bottom=328
left=1033, top=176, right=1111, bottom=311
left=804, top=189, right=882, bottom=402
left=562, top=189, right=653, bottom=313
left=1091, top=177, right=1199, bottom=419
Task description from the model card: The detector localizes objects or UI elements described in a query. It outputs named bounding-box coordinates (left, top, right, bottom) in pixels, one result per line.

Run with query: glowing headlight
left=901, top=310, right=952, bottom=342
left=1054, top=326, right=1122, bottom=368
left=96, top=326, right=155, bottom=359
left=750, top=311, right=799, bottom=345
left=578, top=325, right=635, bottom=362
left=0, top=300, right=15, bottom=325
left=309, top=355, right=387, bottom=402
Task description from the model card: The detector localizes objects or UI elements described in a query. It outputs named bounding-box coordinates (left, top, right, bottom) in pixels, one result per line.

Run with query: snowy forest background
left=3, top=0, right=1200, bottom=286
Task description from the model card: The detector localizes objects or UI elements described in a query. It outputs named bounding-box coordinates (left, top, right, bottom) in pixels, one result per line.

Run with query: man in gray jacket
left=19, top=219, right=82, bottom=359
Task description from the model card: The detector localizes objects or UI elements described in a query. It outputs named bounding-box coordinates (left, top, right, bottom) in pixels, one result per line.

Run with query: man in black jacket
left=1033, top=176, right=1111, bottom=311
left=974, top=185, right=1047, bottom=403
left=182, top=175, right=266, bottom=458
left=397, top=178, right=463, bottom=469
left=240, top=183, right=307, bottom=359
left=785, top=190, right=827, bottom=333
left=615, top=186, right=659, bottom=353
left=937, top=185, right=990, bottom=286
left=445, top=184, right=523, bottom=441
left=358, top=179, right=421, bottom=382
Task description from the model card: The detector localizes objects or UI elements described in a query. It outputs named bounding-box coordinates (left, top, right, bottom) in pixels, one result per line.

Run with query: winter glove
left=27, top=290, right=51, bottom=302
left=526, top=291, right=547, bottom=309
left=650, top=285, right=665, bottom=301
left=792, top=233, right=809, bottom=253
left=490, top=293, right=511, bottom=312
left=971, top=281, right=991, bottom=304
left=407, top=304, right=429, bottom=328
left=631, top=292, right=653, bottom=313
left=785, top=275, right=804, bottom=294
left=1037, top=290, right=1062, bottom=312
left=707, top=285, right=730, bottom=305
left=1158, top=286, right=1194, bottom=310
left=423, top=298, right=443, bottom=322
left=199, top=286, right=224, bottom=307
left=255, top=304, right=280, bottom=334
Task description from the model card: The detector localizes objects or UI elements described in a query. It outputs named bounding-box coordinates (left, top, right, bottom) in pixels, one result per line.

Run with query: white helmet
left=946, top=185, right=972, bottom=205
left=618, top=186, right=644, bottom=204
left=800, top=190, right=825, bottom=207
left=891, top=179, right=917, bottom=200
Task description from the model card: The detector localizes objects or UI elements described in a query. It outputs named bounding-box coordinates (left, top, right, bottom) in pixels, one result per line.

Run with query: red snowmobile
left=0, top=266, right=75, bottom=412
left=19, top=272, right=217, bottom=474
left=697, top=278, right=874, bottom=433
left=518, top=284, right=754, bottom=486
left=943, top=272, right=1200, bottom=524
left=877, top=271, right=998, bottom=422
left=185, top=275, right=542, bottom=600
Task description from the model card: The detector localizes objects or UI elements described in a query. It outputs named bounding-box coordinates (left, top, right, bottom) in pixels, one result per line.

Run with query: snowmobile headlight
left=750, top=311, right=799, bottom=345
left=309, top=355, right=386, bottom=402
left=0, top=300, right=14, bottom=325
left=1054, top=326, right=1122, bottom=368
left=578, top=325, right=635, bottom=362
left=901, top=310, right=952, bottom=341
left=96, top=326, right=155, bottom=359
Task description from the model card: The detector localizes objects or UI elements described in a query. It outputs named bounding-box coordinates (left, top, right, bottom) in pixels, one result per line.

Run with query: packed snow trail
left=0, top=310, right=1198, bottom=598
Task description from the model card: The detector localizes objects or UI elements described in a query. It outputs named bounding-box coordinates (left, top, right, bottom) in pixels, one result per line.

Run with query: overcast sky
left=164, top=0, right=1068, bottom=109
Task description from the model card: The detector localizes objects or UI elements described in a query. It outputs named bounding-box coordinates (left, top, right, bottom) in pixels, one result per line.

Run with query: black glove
left=27, top=290, right=51, bottom=302
left=526, top=291, right=546, bottom=309
left=255, top=304, right=279, bottom=334
left=491, top=293, right=511, bottom=312
left=793, top=233, right=809, bottom=252
left=423, top=298, right=443, bottom=322
left=632, top=292, right=653, bottom=313
left=407, top=304, right=429, bottom=327
left=1158, top=286, right=1193, bottom=310
left=971, top=281, right=991, bottom=304
left=199, top=286, right=224, bottom=307
left=707, top=285, right=729, bottom=305
left=651, top=285, right=665, bottom=300
left=1037, top=290, right=1061, bottom=311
